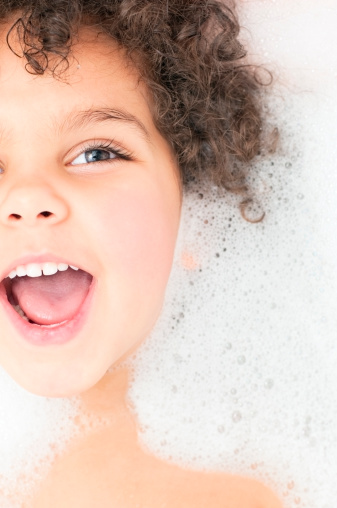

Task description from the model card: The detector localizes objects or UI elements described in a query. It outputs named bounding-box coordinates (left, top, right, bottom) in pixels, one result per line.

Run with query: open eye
left=71, top=148, right=117, bottom=165
left=69, top=141, right=134, bottom=168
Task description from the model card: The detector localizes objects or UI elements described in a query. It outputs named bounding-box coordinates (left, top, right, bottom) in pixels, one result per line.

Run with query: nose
left=0, top=182, right=69, bottom=228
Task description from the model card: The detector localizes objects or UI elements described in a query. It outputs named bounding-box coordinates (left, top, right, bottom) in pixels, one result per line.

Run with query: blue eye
left=71, top=148, right=117, bottom=165
left=69, top=141, right=134, bottom=168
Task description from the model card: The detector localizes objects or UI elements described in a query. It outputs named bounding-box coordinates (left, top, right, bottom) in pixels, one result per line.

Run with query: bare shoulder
left=28, top=369, right=284, bottom=508
left=29, top=422, right=283, bottom=508
left=156, top=463, right=284, bottom=508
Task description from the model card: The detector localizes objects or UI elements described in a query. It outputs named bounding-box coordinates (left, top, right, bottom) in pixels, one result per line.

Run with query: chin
left=8, top=361, right=106, bottom=398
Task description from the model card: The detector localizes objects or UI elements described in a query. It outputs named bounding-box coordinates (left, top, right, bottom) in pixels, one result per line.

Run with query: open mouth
left=0, top=264, right=95, bottom=345
left=2, top=266, right=93, bottom=327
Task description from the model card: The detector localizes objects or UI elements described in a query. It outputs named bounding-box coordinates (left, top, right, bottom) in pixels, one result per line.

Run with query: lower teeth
left=13, top=304, right=29, bottom=322
left=12, top=304, right=68, bottom=327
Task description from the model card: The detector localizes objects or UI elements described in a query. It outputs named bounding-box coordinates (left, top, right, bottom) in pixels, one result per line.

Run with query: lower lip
left=0, top=277, right=96, bottom=347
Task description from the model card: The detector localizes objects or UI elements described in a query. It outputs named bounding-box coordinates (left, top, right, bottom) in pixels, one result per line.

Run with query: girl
left=0, top=0, right=283, bottom=506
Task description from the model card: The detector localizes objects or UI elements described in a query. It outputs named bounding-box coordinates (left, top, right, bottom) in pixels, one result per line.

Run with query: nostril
left=7, top=211, right=54, bottom=221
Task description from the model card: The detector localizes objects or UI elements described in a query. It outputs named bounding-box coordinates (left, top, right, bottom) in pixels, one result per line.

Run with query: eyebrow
left=56, top=107, right=151, bottom=143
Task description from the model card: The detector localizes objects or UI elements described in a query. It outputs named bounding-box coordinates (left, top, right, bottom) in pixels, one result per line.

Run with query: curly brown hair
left=1, top=0, right=269, bottom=194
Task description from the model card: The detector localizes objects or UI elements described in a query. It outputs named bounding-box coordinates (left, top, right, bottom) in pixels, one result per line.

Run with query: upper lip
left=0, top=253, right=92, bottom=282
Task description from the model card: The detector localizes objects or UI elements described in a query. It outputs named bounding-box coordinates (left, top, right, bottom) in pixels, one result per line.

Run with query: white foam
left=128, top=3, right=337, bottom=508
left=0, top=367, right=80, bottom=506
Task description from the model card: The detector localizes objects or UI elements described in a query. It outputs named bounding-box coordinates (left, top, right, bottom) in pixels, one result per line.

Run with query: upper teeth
left=7, top=263, right=79, bottom=279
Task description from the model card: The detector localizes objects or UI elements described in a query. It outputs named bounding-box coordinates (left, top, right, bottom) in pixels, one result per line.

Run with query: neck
left=78, top=365, right=134, bottom=425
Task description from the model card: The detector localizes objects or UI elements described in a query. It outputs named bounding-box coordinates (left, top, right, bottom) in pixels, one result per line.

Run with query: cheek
left=93, top=185, right=179, bottom=290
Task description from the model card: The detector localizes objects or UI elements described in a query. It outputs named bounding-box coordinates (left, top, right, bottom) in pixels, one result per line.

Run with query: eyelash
left=71, top=140, right=134, bottom=166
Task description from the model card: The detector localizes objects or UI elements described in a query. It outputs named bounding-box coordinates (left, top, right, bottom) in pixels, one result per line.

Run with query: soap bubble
left=232, top=412, right=242, bottom=424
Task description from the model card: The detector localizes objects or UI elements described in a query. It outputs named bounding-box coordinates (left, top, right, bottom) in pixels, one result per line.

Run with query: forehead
left=0, top=26, right=154, bottom=138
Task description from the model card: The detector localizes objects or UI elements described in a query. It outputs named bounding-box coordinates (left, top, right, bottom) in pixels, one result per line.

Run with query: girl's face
left=0, top=29, right=181, bottom=397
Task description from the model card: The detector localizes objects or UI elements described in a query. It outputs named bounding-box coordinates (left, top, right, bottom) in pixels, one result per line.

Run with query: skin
left=0, top=25, right=283, bottom=508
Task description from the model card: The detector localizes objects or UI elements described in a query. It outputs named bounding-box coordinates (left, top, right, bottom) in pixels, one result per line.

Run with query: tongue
left=11, top=269, right=92, bottom=325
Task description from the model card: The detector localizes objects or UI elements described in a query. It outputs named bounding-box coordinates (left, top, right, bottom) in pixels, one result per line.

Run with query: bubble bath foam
left=128, top=2, right=337, bottom=508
